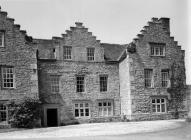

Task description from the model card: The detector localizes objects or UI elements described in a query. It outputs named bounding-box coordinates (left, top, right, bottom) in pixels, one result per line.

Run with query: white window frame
left=98, top=100, right=113, bottom=117
left=144, top=69, right=154, bottom=88
left=161, top=70, right=170, bottom=88
left=49, top=75, right=60, bottom=94
left=0, top=104, right=8, bottom=124
left=150, top=43, right=165, bottom=56
left=151, top=98, right=166, bottom=113
left=63, top=46, right=72, bottom=60
left=74, top=102, right=90, bottom=118
left=0, top=31, right=5, bottom=47
left=87, top=48, right=95, bottom=61
left=100, top=75, right=108, bottom=92
left=76, top=75, right=85, bottom=93
left=1, top=67, right=15, bottom=89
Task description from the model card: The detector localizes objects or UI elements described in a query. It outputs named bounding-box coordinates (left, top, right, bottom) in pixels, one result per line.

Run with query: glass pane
left=152, top=99, right=155, bottom=103
left=80, top=109, right=84, bottom=116
left=98, top=103, right=102, bottom=107
left=108, top=102, right=111, bottom=106
left=103, top=108, right=107, bottom=116
left=98, top=108, right=102, bottom=116
left=75, top=109, right=79, bottom=117
left=152, top=105, right=156, bottom=112
left=161, top=104, right=165, bottom=112
left=108, top=107, right=112, bottom=116
left=103, top=102, right=107, bottom=106
left=157, top=105, right=160, bottom=112
left=80, top=104, right=83, bottom=108
left=85, top=109, right=89, bottom=116
left=161, top=99, right=165, bottom=103
left=85, top=103, right=89, bottom=107
left=157, top=99, right=160, bottom=103
left=75, top=104, right=78, bottom=108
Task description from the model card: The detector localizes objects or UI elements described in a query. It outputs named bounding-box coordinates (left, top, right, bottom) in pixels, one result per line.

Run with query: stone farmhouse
left=0, top=7, right=189, bottom=127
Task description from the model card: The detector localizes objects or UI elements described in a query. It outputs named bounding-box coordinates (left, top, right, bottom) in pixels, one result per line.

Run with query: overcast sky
left=0, top=0, right=190, bottom=84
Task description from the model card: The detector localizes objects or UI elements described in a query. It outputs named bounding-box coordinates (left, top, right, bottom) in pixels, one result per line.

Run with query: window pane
left=85, top=109, right=89, bottom=116
left=98, top=103, right=102, bottom=107
left=152, top=99, right=155, bottom=103
left=87, top=48, right=95, bottom=61
left=157, top=105, right=160, bottom=112
left=98, top=108, right=102, bottom=116
left=144, top=69, right=153, bottom=87
left=75, top=109, right=79, bottom=117
left=2, top=67, right=14, bottom=88
left=100, top=75, right=108, bottom=92
left=80, top=109, right=84, bottom=116
left=152, top=105, right=156, bottom=112
left=76, top=76, right=85, bottom=92
left=50, top=75, right=59, bottom=94
left=63, top=46, right=72, bottom=60
left=157, top=99, right=160, bottom=103
left=108, top=107, right=112, bottom=116
left=161, top=104, right=165, bottom=112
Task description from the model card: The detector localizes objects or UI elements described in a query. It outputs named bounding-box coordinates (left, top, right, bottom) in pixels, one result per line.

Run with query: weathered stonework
left=37, top=23, right=122, bottom=126
left=0, top=6, right=188, bottom=127
left=120, top=18, right=187, bottom=120
left=0, top=8, right=39, bottom=126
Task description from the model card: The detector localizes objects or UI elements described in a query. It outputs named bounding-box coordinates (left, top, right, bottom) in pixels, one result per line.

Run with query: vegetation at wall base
left=9, top=97, right=41, bottom=128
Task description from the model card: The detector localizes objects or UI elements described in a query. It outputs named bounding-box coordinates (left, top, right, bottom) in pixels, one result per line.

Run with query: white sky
left=0, top=0, right=190, bottom=84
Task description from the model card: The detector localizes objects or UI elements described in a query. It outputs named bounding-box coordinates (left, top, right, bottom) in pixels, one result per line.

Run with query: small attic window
left=150, top=42, right=166, bottom=56
left=0, top=31, right=5, bottom=47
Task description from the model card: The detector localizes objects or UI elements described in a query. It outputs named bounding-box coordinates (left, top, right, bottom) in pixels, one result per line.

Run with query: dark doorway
left=47, top=108, right=58, bottom=127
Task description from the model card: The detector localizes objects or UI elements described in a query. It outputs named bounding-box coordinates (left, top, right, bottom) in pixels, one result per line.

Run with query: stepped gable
left=101, top=43, right=126, bottom=61
left=130, top=17, right=183, bottom=52
left=0, top=7, right=33, bottom=43
left=62, top=22, right=101, bottom=44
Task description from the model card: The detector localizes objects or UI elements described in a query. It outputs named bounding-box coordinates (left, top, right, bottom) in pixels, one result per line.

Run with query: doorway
left=46, top=108, right=58, bottom=127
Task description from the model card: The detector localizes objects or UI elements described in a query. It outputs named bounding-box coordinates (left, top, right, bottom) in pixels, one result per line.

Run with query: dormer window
left=63, top=46, right=72, bottom=60
left=87, top=48, right=95, bottom=61
left=0, top=31, right=5, bottom=47
left=150, top=43, right=165, bottom=56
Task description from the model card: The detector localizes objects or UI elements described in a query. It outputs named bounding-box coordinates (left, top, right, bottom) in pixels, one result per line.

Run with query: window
left=100, top=75, right=108, bottom=92
left=87, top=48, right=95, bottom=61
left=150, top=43, right=165, bottom=56
left=76, top=76, right=85, bottom=92
left=74, top=102, right=90, bottom=117
left=144, top=69, right=153, bottom=88
left=63, top=46, right=72, bottom=60
left=0, top=31, right=5, bottom=47
left=161, top=69, right=170, bottom=88
left=98, top=101, right=113, bottom=117
left=0, top=104, right=8, bottom=123
left=49, top=75, right=60, bottom=94
left=1, top=67, right=14, bottom=88
left=152, top=98, right=166, bottom=113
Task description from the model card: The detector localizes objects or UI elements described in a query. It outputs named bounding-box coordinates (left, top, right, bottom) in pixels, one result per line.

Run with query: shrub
left=9, top=97, right=41, bottom=128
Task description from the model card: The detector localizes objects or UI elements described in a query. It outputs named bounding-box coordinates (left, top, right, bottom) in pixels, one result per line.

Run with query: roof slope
left=101, top=43, right=127, bottom=61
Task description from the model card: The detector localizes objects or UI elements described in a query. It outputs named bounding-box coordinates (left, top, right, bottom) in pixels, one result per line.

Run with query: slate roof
left=35, top=39, right=127, bottom=62
left=34, top=39, right=55, bottom=60
left=101, top=43, right=127, bottom=61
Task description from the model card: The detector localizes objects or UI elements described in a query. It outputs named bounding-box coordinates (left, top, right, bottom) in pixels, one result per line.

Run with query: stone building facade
left=0, top=7, right=188, bottom=127
left=36, top=23, right=125, bottom=126
left=0, top=8, right=38, bottom=126
left=120, top=18, right=187, bottom=120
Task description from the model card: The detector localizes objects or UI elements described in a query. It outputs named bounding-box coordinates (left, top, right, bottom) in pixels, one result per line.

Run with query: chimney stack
left=159, top=17, right=170, bottom=34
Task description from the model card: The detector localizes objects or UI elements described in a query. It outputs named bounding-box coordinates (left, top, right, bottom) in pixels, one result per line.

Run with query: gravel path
left=0, top=119, right=184, bottom=139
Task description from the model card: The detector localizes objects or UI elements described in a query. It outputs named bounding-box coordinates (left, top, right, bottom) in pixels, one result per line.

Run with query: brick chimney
left=159, top=17, right=170, bottom=33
